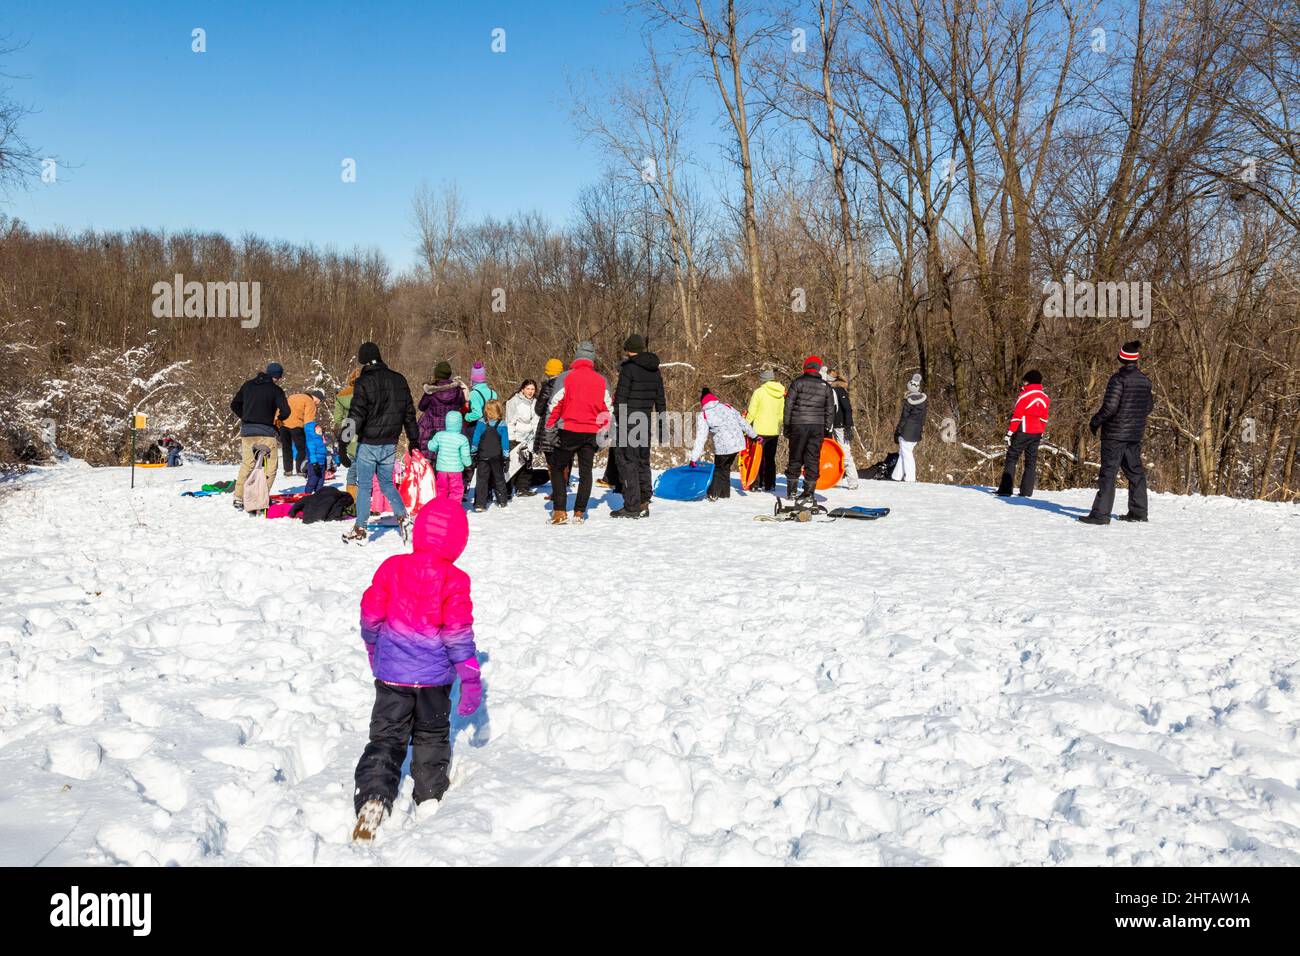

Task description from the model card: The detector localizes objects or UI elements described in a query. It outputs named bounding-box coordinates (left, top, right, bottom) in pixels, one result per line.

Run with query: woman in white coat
left=506, top=379, right=540, bottom=496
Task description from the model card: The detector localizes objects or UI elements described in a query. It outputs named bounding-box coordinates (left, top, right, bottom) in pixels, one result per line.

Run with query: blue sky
left=1, top=1, right=668, bottom=271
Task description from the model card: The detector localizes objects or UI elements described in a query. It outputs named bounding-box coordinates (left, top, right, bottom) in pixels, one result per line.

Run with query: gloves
left=688, top=460, right=698, bottom=468
left=755, top=436, right=765, bottom=445
left=455, top=658, right=482, bottom=716
left=1089, top=416, right=1100, bottom=435
left=1003, top=433, right=1012, bottom=447
left=338, top=445, right=352, bottom=468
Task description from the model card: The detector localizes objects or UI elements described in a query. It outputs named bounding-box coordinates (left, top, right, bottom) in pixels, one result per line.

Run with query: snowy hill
left=1, top=462, right=1297, bottom=865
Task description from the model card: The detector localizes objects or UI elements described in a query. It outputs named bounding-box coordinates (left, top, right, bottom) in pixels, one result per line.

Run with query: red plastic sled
left=817, top=437, right=845, bottom=490
left=738, top=438, right=763, bottom=490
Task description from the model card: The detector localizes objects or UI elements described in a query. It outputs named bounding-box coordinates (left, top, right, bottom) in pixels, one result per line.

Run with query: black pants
left=550, top=430, right=598, bottom=514
left=709, top=453, right=738, bottom=499
left=785, top=425, right=824, bottom=495
left=601, top=444, right=622, bottom=492
left=756, top=435, right=779, bottom=491
left=997, top=431, right=1041, bottom=497
left=614, top=444, right=652, bottom=511
left=353, top=680, right=452, bottom=812
left=1089, top=439, right=1149, bottom=519
left=281, top=426, right=307, bottom=474
left=475, top=455, right=508, bottom=509
left=508, top=441, right=532, bottom=495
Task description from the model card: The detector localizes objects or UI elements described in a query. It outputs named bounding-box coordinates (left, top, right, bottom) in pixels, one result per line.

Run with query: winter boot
left=342, top=525, right=369, bottom=544
left=352, top=798, right=389, bottom=841
left=550, top=510, right=569, bottom=525
left=1077, top=514, right=1110, bottom=526
left=994, top=475, right=1014, bottom=497
left=637, top=505, right=649, bottom=518
left=570, top=512, right=587, bottom=525
left=399, top=515, right=412, bottom=545
left=1116, top=513, right=1148, bottom=522
left=233, top=498, right=244, bottom=511
left=609, top=507, right=640, bottom=518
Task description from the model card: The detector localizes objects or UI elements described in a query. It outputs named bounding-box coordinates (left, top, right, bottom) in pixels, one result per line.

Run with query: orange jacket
left=282, top=393, right=319, bottom=429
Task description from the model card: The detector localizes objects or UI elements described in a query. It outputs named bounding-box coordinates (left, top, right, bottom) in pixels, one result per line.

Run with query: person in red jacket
left=996, top=370, right=1050, bottom=497
left=544, top=341, right=612, bottom=525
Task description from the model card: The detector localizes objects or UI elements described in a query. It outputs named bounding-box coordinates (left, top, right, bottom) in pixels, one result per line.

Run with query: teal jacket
left=428, top=411, right=473, bottom=473
left=465, top=383, right=497, bottom=425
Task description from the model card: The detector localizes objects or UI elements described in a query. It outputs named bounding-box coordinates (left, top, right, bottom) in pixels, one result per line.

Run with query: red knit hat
left=804, top=355, right=823, bottom=371
left=1118, top=340, right=1140, bottom=362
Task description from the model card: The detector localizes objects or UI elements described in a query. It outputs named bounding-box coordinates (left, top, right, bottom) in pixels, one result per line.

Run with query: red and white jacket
left=545, top=359, right=612, bottom=435
left=1008, top=384, right=1050, bottom=435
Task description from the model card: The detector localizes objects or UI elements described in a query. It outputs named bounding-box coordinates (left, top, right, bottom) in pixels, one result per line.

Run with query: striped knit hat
left=1118, top=340, right=1141, bottom=363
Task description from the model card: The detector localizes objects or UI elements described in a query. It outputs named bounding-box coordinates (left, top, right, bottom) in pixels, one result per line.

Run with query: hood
left=252, top=372, right=275, bottom=385
left=432, top=381, right=462, bottom=400
left=412, top=498, right=468, bottom=560
left=760, top=380, right=786, bottom=399
left=444, top=410, right=464, bottom=432
left=570, top=358, right=594, bottom=372
left=906, top=392, right=928, bottom=405
left=628, top=351, right=660, bottom=372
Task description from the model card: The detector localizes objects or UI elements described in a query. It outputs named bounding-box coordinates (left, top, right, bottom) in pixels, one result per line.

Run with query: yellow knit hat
left=545, top=358, right=564, bottom=376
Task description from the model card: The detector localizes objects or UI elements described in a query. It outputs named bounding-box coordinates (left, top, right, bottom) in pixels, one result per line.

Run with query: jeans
left=353, top=443, right=406, bottom=528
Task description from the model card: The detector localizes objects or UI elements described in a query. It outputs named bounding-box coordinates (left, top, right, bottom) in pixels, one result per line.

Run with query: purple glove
left=455, top=658, right=482, bottom=716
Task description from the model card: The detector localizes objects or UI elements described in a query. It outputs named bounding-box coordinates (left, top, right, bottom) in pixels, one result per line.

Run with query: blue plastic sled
left=653, top=463, right=715, bottom=501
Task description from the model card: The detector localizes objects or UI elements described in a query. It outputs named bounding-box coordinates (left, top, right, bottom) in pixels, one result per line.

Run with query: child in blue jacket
left=470, top=399, right=510, bottom=512
left=304, top=421, right=329, bottom=494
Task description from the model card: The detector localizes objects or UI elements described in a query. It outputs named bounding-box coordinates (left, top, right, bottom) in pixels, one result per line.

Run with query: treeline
left=2, top=0, right=1298, bottom=499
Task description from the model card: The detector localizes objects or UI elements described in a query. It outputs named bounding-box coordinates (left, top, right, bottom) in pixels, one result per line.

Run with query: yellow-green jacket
left=746, top=380, right=787, bottom=436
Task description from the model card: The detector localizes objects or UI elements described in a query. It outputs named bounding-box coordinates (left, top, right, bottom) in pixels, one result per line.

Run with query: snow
left=1, top=461, right=1298, bottom=865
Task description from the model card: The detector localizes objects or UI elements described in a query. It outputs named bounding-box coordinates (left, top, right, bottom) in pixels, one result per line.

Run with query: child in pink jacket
left=352, top=497, right=481, bottom=840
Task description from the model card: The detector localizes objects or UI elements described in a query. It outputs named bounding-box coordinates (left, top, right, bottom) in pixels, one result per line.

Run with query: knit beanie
left=804, top=355, right=823, bottom=372
left=266, top=362, right=284, bottom=378
left=759, top=369, right=775, bottom=382
left=574, top=341, right=596, bottom=363
left=1118, top=341, right=1140, bottom=363
left=700, top=388, right=716, bottom=405
left=358, top=342, right=381, bottom=366
left=1023, top=369, right=1043, bottom=385
left=470, top=361, right=487, bottom=384
left=906, top=373, right=922, bottom=394
left=545, top=358, right=564, bottom=377
left=624, top=333, right=646, bottom=353
left=434, top=361, right=452, bottom=380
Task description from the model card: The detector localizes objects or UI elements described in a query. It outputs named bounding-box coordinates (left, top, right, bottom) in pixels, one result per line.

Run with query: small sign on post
left=131, top=413, right=147, bottom=488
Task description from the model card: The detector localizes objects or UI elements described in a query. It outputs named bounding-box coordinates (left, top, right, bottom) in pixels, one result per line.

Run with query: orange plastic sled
left=816, top=437, right=845, bottom=490
left=738, top=438, right=762, bottom=490
left=134, top=462, right=168, bottom=468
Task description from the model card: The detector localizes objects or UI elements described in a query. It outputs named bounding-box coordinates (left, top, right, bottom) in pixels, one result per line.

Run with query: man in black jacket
left=342, top=342, right=420, bottom=544
left=1080, top=341, right=1154, bottom=525
left=610, top=334, right=666, bottom=519
left=783, top=355, right=836, bottom=501
left=230, top=362, right=290, bottom=511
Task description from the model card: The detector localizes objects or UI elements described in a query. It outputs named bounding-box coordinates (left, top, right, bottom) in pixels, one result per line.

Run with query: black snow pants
left=474, top=455, right=509, bottom=509
left=354, top=680, right=452, bottom=812
left=756, top=435, right=779, bottom=492
left=785, top=424, right=824, bottom=496
left=614, top=443, right=652, bottom=512
left=997, top=431, right=1042, bottom=497
left=709, top=452, right=738, bottom=499
left=1089, top=439, right=1149, bottom=520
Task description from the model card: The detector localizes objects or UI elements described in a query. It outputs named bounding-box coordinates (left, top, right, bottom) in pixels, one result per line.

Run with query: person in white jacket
left=690, top=388, right=758, bottom=501
left=505, top=379, right=540, bottom=497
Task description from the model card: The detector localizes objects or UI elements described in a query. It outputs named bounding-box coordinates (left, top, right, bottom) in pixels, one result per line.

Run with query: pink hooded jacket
left=359, top=499, right=476, bottom=686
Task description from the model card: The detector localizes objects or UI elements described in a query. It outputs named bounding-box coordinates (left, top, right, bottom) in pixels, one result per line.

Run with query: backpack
left=243, top=446, right=272, bottom=512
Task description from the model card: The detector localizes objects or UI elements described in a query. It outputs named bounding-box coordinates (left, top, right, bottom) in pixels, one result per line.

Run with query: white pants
left=891, top=440, right=917, bottom=481
left=834, top=428, right=859, bottom=488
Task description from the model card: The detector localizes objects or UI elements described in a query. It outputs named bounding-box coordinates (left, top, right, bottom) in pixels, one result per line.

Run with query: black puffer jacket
left=230, top=373, right=291, bottom=438
left=1090, top=364, right=1154, bottom=442
left=783, top=373, right=835, bottom=432
left=614, top=352, right=666, bottom=447
left=348, top=361, right=419, bottom=448
left=290, top=486, right=355, bottom=523
left=533, top=374, right=563, bottom=454
left=832, top=386, right=853, bottom=430
left=895, top=393, right=928, bottom=443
